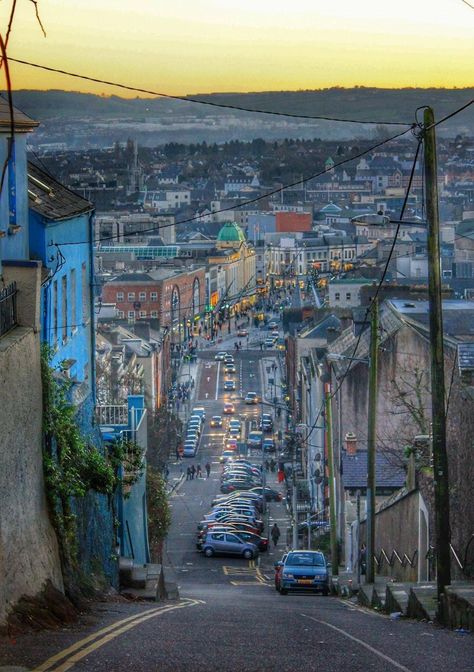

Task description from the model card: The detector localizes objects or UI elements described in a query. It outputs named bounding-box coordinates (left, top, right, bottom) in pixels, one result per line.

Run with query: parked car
left=210, top=415, right=223, bottom=428
left=268, top=321, right=278, bottom=329
left=249, top=486, right=283, bottom=502
left=215, top=352, right=228, bottom=361
left=245, top=392, right=259, bottom=404
left=192, top=407, right=206, bottom=421
left=265, top=337, right=276, bottom=348
left=224, top=379, right=236, bottom=391
left=200, top=532, right=259, bottom=559
left=274, top=553, right=288, bottom=591
left=247, top=431, right=263, bottom=448
left=278, top=551, right=330, bottom=595
left=221, top=481, right=254, bottom=493
left=271, top=330, right=279, bottom=338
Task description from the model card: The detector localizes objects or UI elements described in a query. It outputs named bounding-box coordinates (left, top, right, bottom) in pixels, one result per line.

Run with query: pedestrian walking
left=196, top=464, right=202, bottom=478
left=176, top=447, right=180, bottom=461
left=271, top=523, right=281, bottom=548
left=186, top=466, right=191, bottom=481
left=164, top=465, right=170, bottom=481
left=190, top=464, right=196, bottom=480
left=205, top=462, right=211, bottom=478
left=270, top=458, right=276, bottom=472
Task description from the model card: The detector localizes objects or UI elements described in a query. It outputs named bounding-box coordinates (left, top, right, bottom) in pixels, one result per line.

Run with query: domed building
left=216, top=221, right=246, bottom=249
left=208, top=221, right=256, bottom=311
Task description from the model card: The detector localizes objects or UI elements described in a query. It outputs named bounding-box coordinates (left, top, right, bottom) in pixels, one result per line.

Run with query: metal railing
left=0, top=281, right=17, bottom=337
left=96, top=404, right=128, bottom=426
left=373, top=548, right=418, bottom=570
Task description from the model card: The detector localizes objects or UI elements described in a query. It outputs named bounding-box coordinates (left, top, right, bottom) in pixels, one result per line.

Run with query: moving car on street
left=224, top=363, right=236, bottom=374
left=224, top=379, right=236, bottom=391
left=210, top=415, right=223, bottom=428
left=220, top=450, right=236, bottom=463
left=263, top=438, right=276, bottom=453
left=237, top=328, right=248, bottom=337
left=215, top=352, right=228, bottom=360
left=247, top=430, right=263, bottom=448
left=223, top=402, right=235, bottom=414
left=245, top=392, right=259, bottom=404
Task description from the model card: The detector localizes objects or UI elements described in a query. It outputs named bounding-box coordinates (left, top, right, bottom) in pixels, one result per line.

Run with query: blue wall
left=0, top=134, right=30, bottom=267
left=29, top=211, right=95, bottom=394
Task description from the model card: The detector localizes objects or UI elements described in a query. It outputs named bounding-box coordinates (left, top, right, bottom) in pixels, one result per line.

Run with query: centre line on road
left=215, top=361, right=220, bottom=399
left=33, top=599, right=202, bottom=672
left=300, top=613, right=413, bottom=672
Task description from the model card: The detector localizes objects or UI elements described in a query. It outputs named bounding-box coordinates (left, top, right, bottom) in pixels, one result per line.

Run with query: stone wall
left=0, top=264, right=63, bottom=624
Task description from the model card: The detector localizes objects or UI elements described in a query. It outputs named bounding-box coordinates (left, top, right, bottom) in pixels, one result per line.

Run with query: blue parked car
left=278, top=550, right=330, bottom=595
left=201, top=531, right=259, bottom=559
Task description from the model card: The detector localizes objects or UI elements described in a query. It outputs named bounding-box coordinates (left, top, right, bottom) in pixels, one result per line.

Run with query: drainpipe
left=88, top=211, right=97, bottom=403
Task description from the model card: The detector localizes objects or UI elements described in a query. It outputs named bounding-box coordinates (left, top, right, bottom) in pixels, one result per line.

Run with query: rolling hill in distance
left=7, top=87, right=474, bottom=149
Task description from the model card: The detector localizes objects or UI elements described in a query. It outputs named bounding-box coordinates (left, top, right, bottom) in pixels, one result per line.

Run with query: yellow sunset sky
left=4, top=0, right=474, bottom=96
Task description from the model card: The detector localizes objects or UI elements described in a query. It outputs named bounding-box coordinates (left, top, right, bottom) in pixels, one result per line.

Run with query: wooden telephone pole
left=423, top=107, right=451, bottom=612
left=325, top=383, right=338, bottom=575
left=366, top=297, right=378, bottom=584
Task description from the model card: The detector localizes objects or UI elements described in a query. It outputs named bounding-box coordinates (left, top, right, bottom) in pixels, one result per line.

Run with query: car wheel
left=203, top=547, right=214, bottom=557
left=279, top=588, right=288, bottom=595
left=243, top=549, right=254, bottom=560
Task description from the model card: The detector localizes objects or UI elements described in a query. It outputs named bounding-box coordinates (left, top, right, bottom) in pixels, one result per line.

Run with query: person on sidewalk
left=271, top=523, right=281, bottom=548
left=196, top=464, right=202, bottom=478
left=186, top=466, right=191, bottom=481
left=270, top=458, right=276, bottom=473
left=205, top=462, right=211, bottom=478
left=190, top=464, right=196, bottom=480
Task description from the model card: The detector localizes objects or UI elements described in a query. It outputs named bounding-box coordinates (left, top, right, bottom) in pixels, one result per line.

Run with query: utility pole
left=424, top=107, right=451, bottom=612
left=325, top=383, right=338, bottom=575
left=366, top=297, right=378, bottom=584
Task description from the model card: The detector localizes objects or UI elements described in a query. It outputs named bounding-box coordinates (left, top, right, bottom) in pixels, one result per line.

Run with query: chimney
left=345, top=432, right=357, bottom=455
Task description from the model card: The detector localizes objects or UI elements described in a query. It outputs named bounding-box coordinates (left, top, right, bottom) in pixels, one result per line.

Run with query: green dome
left=217, top=221, right=246, bottom=243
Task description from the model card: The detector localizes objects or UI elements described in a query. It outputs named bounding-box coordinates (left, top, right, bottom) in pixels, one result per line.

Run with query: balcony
left=0, top=281, right=17, bottom=338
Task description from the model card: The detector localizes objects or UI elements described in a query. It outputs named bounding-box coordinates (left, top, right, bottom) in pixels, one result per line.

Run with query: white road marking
left=216, top=362, right=220, bottom=399
left=300, top=613, right=413, bottom=672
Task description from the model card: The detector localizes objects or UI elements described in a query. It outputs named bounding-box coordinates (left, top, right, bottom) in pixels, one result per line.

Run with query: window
left=128, top=292, right=135, bottom=301
left=61, top=275, right=68, bottom=343
left=139, top=311, right=147, bottom=318
left=346, top=292, right=351, bottom=301
left=210, top=533, right=225, bottom=541
left=139, top=292, right=146, bottom=300
left=117, top=292, right=124, bottom=301
left=70, top=269, right=76, bottom=332
left=128, top=310, right=135, bottom=319
left=150, top=291, right=158, bottom=300
left=335, top=292, right=340, bottom=301
left=151, top=311, right=158, bottom=318
left=225, top=534, right=242, bottom=544
left=117, top=310, right=125, bottom=319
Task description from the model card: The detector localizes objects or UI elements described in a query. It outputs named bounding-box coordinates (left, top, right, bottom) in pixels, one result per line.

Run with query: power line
left=9, top=56, right=412, bottom=126
left=57, top=126, right=415, bottom=247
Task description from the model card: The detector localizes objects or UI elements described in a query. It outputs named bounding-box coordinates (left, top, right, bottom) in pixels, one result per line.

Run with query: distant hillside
left=7, top=88, right=474, bottom=148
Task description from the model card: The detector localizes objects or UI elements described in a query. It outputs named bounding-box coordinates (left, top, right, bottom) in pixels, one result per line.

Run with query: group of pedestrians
left=186, top=462, right=211, bottom=480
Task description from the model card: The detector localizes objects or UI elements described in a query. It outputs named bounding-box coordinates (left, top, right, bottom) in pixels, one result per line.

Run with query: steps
left=119, top=558, right=180, bottom=601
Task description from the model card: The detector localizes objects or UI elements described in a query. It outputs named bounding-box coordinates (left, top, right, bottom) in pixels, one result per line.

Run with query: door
left=225, top=533, right=245, bottom=555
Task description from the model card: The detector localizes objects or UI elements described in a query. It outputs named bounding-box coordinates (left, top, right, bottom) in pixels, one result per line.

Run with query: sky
left=3, top=0, right=474, bottom=96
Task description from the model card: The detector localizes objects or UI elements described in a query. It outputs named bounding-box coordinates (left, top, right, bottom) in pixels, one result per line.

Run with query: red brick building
left=102, top=266, right=206, bottom=337
left=275, top=212, right=312, bottom=233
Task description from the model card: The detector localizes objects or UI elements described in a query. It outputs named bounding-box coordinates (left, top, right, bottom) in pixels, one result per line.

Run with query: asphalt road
left=1, top=339, right=473, bottom=672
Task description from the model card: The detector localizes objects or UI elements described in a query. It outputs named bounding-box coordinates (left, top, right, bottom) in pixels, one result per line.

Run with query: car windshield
left=286, top=552, right=325, bottom=567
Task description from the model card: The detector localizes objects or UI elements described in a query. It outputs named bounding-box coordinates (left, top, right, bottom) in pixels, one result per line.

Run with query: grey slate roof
left=0, top=97, right=38, bottom=130
left=342, top=450, right=406, bottom=489
left=28, top=162, right=93, bottom=221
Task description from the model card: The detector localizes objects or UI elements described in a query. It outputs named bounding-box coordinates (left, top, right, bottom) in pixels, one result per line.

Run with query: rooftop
left=28, top=162, right=93, bottom=221
left=342, top=450, right=406, bottom=490
left=217, top=221, right=246, bottom=244
left=0, top=98, right=38, bottom=131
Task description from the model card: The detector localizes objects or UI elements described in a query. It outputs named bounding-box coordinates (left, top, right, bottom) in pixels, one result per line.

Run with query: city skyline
left=3, top=0, right=474, bottom=97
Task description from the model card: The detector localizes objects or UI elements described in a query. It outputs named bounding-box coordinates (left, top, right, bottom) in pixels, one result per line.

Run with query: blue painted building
left=28, top=163, right=96, bottom=399
left=0, top=101, right=38, bottom=267
left=98, top=396, right=150, bottom=565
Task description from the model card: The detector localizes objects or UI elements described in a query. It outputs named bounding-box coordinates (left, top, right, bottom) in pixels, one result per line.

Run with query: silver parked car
left=201, top=531, right=259, bottom=559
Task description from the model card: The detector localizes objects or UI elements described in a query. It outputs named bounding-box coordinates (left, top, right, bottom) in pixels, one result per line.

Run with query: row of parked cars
left=183, top=407, right=206, bottom=457
left=197, top=460, right=270, bottom=559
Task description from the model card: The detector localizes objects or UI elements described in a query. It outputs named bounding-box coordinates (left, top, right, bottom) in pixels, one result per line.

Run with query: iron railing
left=0, top=281, right=17, bottom=337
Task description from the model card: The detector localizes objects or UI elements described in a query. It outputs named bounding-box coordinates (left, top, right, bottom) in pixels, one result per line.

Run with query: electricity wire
left=8, top=57, right=412, bottom=126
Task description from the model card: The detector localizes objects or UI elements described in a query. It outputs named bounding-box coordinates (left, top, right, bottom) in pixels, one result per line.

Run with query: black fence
left=0, top=281, right=17, bottom=337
